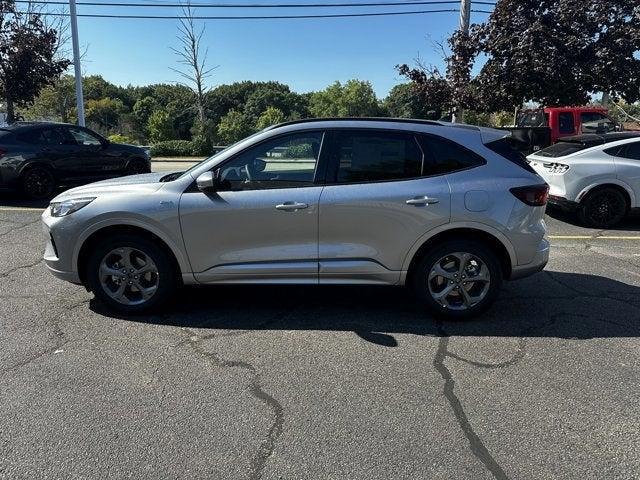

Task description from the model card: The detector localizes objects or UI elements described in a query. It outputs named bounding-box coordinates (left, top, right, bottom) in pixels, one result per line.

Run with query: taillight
left=543, top=162, right=570, bottom=174
left=510, top=184, right=549, bottom=206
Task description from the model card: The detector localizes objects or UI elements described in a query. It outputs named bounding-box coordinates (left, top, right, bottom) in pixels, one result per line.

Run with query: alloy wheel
left=99, top=247, right=159, bottom=305
left=428, top=252, right=491, bottom=310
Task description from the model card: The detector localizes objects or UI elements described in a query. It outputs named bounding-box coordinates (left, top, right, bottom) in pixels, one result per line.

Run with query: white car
left=528, top=133, right=640, bottom=227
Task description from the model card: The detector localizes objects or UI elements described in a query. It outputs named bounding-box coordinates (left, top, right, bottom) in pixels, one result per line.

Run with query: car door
left=179, top=130, right=326, bottom=283
left=612, top=140, right=640, bottom=203
left=15, top=127, right=78, bottom=180
left=64, top=126, right=123, bottom=179
left=318, top=129, right=451, bottom=285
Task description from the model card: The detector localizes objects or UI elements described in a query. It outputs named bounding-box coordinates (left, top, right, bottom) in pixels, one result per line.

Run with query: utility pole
left=69, top=0, right=85, bottom=126
left=451, top=0, right=471, bottom=124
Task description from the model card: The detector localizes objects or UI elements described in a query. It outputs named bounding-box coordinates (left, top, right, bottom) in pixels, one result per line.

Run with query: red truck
left=506, top=106, right=621, bottom=153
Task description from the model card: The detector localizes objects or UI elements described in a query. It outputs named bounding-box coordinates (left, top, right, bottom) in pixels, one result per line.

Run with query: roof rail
left=266, top=117, right=444, bottom=130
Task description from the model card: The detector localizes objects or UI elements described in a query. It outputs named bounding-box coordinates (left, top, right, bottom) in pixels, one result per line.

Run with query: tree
left=382, top=83, right=431, bottom=119
left=0, top=0, right=70, bottom=122
left=171, top=0, right=215, bottom=125
left=468, top=0, right=640, bottom=110
left=217, top=109, right=254, bottom=144
left=256, top=106, right=285, bottom=130
left=22, top=74, right=75, bottom=122
left=309, top=80, right=380, bottom=117
left=396, top=62, right=454, bottom=120
left=85, top=97, right=126, bottom=131
left=148, top=110, right=175, bottom=142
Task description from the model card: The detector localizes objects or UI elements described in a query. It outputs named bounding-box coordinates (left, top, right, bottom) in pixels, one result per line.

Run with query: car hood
left=53, top=172, right=166, bottom=200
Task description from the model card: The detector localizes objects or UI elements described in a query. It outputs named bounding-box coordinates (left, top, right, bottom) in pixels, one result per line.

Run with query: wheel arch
left=402, top=224, right=515, bottom=284
left=75, top=222, right=187, bottom=286
left=577, top=181, right=635, bottom=209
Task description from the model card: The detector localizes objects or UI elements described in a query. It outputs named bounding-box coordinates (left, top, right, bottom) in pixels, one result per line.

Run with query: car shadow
left=546, top=205, right=640, bottom=231
left=0, top=192, right=56, bottom=209
left=90, top=270, right=640, bottom=344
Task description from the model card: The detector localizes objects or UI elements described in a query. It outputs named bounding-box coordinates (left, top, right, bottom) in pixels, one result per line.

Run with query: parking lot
left=1, top=175, right=639, bottom=478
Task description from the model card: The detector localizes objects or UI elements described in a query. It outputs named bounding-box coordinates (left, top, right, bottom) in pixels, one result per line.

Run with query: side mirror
left=196, top=171, right=216, bottom=192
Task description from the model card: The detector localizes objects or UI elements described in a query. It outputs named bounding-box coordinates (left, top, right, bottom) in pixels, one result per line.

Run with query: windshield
left=161, top=130, right=267, bottom=182
left=517, top=110, right=548, bottom=128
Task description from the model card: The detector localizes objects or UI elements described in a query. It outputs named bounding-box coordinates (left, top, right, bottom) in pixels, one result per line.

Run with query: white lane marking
left=550, top=235, right=640, bottom=240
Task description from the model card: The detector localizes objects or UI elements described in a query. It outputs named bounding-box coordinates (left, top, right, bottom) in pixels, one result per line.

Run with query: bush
left=191, top=135, right=212, bottom=156
left=284, top=143, right=313, bottom=158
left=107, top=133, right=135, bottom=144
left=150, top=140, right=194, bottom=157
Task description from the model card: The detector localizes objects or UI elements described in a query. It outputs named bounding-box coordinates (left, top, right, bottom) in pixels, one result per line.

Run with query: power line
left=16, top=8, right=492, bottom=18
left=14, top=0, right=496, bottom=7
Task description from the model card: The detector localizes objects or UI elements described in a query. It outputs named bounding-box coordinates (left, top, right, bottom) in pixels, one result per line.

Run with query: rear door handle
left=275, top=202, right=309, bottom=211
left=406, top=196, right=439, bottom=206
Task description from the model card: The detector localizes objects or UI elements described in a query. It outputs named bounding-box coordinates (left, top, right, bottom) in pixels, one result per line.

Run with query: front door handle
left=406, top=196, right=439, bottom=206
left=275, top=202, right=309, bottom=211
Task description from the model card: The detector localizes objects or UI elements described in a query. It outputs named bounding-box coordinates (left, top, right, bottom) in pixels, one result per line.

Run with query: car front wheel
left=412, top=240, right=502, bottom=319
left=86, top=235, right=176, bottom=314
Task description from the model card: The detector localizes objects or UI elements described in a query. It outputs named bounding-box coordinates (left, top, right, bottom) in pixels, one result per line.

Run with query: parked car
left=528, top=132, right=640, bottom=227
left=42, top=118, right=549, bottom=319
left=0, top=122, right=151, bottom=199
left=504, top=106, right=620, bottom=155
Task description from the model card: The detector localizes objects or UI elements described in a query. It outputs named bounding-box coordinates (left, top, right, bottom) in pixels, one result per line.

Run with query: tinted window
left=558, top=112, right=575, bottom=134
left=217, top=131, right=323, bottom=191
left=580, top=112, right=616, bottom=134
left=17, top=128, right=65, bottom=145
left=618, top=141, right=640, bottom=161
left=67, top=127, right=102, bottom=146
left=485, top=138, right=536, bottom=173
left=537, top=141, right=588, bottom=158
left=331, top=131, right=422, bottom=183
left=419, top=134, right=485, bottom=175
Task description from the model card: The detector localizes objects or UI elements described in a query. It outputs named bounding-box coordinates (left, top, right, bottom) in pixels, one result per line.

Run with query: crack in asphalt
left=433, top=319, right=510, bottom=480
left=0, top=258, right=43, bottom=278
left=186, top=336, right=284, bottom=480
left=0, top=219, right=40, bottom=239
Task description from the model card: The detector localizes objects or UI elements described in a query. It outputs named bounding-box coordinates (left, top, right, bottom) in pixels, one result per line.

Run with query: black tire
left=577, top=187, right=627, bottom=228
left=21, top=166, right=56, bottom=199
left=125, top=158, right=149, bottom=175
left=86, top=234, right=176, bottom=314
left=411, top=240, right=502, bottom=320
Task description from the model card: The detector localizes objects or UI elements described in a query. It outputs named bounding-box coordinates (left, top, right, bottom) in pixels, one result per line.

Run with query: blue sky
left=73, top=3, right=490, bottom=97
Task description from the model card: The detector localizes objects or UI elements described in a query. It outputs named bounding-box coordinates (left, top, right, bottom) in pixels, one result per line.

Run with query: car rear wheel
left=86, top=234, right=176, bottom=314
left=578, top=187, right=627, bottom=228
left=412, top=240, right=502, bottom=320
left=21, top=166, right=56, bottom=199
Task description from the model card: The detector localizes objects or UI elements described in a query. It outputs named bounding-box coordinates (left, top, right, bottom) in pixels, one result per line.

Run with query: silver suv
left=42, top=119, right=549, bottom=319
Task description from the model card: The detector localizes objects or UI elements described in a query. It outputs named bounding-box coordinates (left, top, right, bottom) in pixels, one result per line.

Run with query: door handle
left=275, top=202, right=309, bottom=211
left=406, top=196, right=439, bottom=206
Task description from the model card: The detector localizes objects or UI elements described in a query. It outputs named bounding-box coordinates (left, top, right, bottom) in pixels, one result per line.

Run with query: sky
left=69, top=2, right=491, bottom=98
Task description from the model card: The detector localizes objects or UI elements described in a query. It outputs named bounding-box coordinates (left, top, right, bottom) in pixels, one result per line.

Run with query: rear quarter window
left=418, top=134, right=486, bottom=175
left=485, top=138, right=537, bottom=174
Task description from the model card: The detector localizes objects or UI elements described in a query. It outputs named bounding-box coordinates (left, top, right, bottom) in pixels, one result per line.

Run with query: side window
left=558, top=112, right=575, bottom=134
left=217, top=131, right=323, bottom=191
left=17, top=128, right=65, bottom=145
left=581, top=113, right=615, bottom=134
left=418, top=134, right=486, bottom=175
left=67, top=127, right=102, bottom=146
left=330, top=131, right=422, bottom=183
left=618, top=141, right=640, bottom=161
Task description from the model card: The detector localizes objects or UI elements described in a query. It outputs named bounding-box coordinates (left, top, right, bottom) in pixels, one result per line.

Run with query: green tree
left=148, top=110, right=175, bottom=142
left=22, top=75, right=76, bottom=123
left=382, top=83, right=431, bottom=119
left=132, top=96, right=158, bottom=132
left=85, top=97, right=126, bottom=130
left=217, top=109, right=254, bottom=144
left=256, top=106, right=285, bottom=130
left=309, top=80, right=380, bottom=118
left=0, top=0, right=70, bottom=122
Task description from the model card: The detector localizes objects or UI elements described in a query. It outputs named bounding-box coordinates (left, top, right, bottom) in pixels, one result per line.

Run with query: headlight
left=50, top=197, right=96, bottom=217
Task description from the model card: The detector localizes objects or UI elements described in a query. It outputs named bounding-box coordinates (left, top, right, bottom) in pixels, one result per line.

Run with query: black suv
left=0, top=122, right=151, bottom=198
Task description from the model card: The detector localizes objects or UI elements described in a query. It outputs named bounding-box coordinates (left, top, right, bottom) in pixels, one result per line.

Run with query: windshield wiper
left=160, top=172, right=184, bottom=182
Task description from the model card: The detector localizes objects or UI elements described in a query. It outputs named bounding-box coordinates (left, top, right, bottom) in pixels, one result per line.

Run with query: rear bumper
left=548, top=195, right=579, bottom=212
left=509, top=238, right=549, bottom=280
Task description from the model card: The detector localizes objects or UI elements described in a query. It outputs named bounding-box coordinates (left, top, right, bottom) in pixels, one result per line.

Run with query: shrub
left=150, top=140, right=194, bottom=157
left=107, top=133, right=135, bottom=144
left=284, top=143, right=313, bottom=158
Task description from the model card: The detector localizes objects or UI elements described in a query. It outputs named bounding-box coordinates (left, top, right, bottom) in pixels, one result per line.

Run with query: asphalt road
left=0, top=196, right=639, bottom=479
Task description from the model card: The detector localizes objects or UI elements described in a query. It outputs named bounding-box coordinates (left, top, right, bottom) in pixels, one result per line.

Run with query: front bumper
left=509, top=238, right=550, bottom=280
left=42, top=209, right=82, bottom=285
